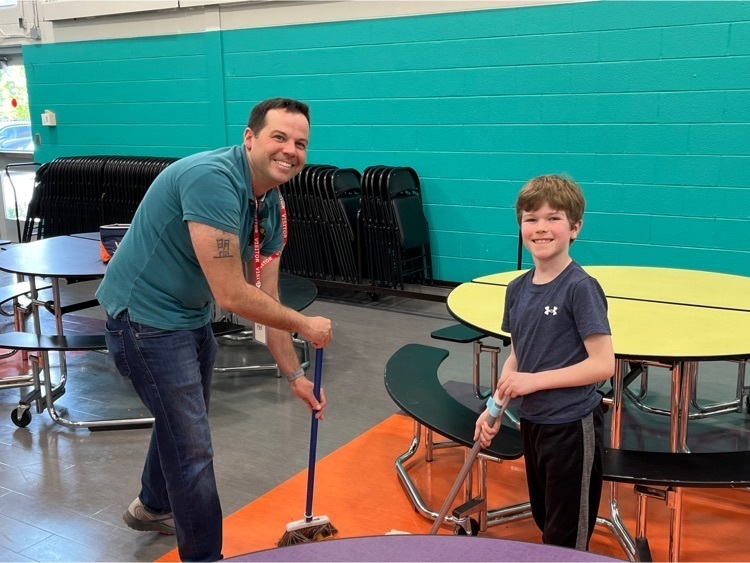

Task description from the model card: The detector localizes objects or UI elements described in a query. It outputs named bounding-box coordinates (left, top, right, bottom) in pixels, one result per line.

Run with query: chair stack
left=279, top=164, right=433, bottom=290
left=359, top=165, right=433, bottom=289
left=23, top=156, right=434, bottom=291
left=22, top=156, right=177, bottom=242
left=280, top=164, right=362, bottom=283
left=24, top=157, right=109, bottom=240
left=99, top=156, right=177, bottom=225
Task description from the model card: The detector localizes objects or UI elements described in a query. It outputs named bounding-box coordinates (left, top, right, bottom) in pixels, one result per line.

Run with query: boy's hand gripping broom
left=277, top=348, right=338, bottom=546
left=429, top=396, right=510, bottom=534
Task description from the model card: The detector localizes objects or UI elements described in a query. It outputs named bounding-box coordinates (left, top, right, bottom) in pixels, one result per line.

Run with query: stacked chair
left=280, top=164, right=362, bottom=284
left=359, top=165, right=433, bottom=289
left=23, top=157, right=108, bottom=241
left=16, top=155, right=178, bottom=333
left=280, top=163, right=433, bottom=290
left=99, top=156, right=178, bottom=224
left=21, top=157, right=433, bottom=292
left=22, top=155, right=177, bottom=242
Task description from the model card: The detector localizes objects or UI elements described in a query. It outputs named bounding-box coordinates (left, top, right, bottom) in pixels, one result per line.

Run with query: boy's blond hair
left=515, top=174, right=585, bottom=228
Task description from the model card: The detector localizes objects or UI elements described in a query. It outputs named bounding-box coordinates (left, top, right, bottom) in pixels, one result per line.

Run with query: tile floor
left=0, top=274, right=747, bottom=561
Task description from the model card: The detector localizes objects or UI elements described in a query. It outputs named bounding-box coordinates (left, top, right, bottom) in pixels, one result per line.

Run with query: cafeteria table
left=446, top=270, right=750, bottom=561
left=0, top=235, right=149, bottom=429
left=471, top=265, right=750, bottom=436
left=0, top=236, right=106, bottom=379
left=227, top=534, right=620, bottom=562
left=474, top=265, right=750, bottom=312
left=69, top=231, right=101, bottom=241
left=212, top=272, right=317, bottom=375
left=0, top=235, right=318, bottom=427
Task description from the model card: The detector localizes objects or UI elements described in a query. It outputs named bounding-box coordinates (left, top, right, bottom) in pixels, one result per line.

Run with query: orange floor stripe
left=156, top=413, right=750, bottom=562
left=156, top=413, right=424, bottom=561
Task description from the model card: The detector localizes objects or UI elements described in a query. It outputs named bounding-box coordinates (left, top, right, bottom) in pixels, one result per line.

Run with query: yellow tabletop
left=447, top=282, right=750, bottom=362
left=474, top=266, right=750, bottom=312
left=446, top=283, right=510, bottom=340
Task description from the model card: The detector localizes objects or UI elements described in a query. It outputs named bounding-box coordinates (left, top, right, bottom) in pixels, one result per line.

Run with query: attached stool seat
left=431, top=324, right=519, bottom=429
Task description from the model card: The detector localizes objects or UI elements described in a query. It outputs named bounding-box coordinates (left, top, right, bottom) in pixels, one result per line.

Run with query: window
left=0, top=62, right=31, bottom=151
left=0, top=59, right=33, bottom=226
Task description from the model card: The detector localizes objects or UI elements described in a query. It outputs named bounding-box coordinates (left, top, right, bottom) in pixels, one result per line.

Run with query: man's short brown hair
left=247, top=98, right=310, bottom=133
left=515, top=174, right=585, bottom=227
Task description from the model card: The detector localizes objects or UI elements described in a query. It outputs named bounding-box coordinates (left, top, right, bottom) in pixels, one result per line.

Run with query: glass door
left=0, top=53, right=33, bottom=242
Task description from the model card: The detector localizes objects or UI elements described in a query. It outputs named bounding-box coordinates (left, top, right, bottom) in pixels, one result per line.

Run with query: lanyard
left=253, top=188, right=287, bottom=288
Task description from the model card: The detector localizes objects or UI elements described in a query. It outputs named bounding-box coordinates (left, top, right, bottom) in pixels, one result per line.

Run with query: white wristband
left=284, top=367, right=306, bottom=383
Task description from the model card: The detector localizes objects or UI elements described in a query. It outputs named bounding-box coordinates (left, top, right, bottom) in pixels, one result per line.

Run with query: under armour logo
left=544, top=306, right=558, bottom=316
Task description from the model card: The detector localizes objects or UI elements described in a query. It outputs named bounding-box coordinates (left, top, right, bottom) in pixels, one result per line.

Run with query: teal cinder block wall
left=23, top=1, right=750, bottom=281
left=24, top=32, right=227, bottom=156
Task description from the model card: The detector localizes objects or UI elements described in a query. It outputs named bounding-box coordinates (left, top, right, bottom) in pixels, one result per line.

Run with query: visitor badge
left=254, top=322, right=268, bottom=345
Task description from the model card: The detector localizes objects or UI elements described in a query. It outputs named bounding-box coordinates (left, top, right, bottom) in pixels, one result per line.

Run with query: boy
left=475, top=174, right=614, bottom=550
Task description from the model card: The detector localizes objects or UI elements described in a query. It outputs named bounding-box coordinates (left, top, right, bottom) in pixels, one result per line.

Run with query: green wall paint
left=23, top=1, right=750, bottom=280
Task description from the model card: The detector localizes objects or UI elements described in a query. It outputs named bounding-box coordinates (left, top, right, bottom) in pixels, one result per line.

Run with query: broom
left=277, top=347, right=338, bottom=546
left=429, top=395, right=510, bottom=534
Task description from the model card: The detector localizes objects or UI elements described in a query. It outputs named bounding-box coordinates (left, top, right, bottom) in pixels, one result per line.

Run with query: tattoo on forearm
left=215, top=238, right=233, bottom=258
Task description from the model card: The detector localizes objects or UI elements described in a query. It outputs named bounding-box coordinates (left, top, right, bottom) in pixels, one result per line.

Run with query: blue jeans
left=105, top=311, right=221, bottom=562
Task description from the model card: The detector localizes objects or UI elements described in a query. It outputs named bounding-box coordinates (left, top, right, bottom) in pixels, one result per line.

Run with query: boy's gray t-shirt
left=502, top=261, right=611, bottom=424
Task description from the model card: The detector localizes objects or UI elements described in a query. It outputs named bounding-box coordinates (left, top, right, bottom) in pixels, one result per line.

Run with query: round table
left=474, top=265, right=750, bottom=312
left=0, top=235, right=105, bottom=280
left=447, top=282, right=750, bottom=363
left=278, top=271, right=317, bottom=312
left=447, top=267, right=750, bottom=561
left=446, top=280, right=750, bottom=454
left=0, top=235, right=104, bottom=360
left=0, top=235, right=138, bottom=429
left=0, top=236, right=319, bottom=421
left=226, top=535, right=619, bottom=562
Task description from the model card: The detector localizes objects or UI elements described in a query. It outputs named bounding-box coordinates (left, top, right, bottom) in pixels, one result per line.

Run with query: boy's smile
left=521, top=202, right=581, bottom=269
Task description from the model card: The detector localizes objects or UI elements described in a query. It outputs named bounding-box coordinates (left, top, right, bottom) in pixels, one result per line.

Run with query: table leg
left=664, top=361, right=694, bottom=562
left=669, top=362, right=681, bottom=454
left=27, top=276, right=47, bottom=405
left=670, top=486, right=684, bottom=563
left=28, top=277, right=69, bottom=383
left=611, top=359, right=626, bottom=448
left=26, top=276, right=154, bottom=429
left=606, top=358, right=636, bottom=560
left=28, top=276, right=41, bottom=337
left=50, top=278, right=69, bottom=383
left=678, top=362, right=696, bottom=453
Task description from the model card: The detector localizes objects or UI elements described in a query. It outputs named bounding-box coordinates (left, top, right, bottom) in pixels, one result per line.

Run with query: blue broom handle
left=304, top=347, right=324, bottom=522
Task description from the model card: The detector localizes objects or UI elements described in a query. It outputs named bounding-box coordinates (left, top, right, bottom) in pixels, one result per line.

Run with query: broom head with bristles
left=277, top=515, right=338, bottom=547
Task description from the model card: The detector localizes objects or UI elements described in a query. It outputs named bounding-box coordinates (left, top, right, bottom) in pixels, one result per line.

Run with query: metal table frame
left=0, top=235, right=155, bottom=429
left=212, top=272, right=317, bottom=376
left=446, top=271, right=750, bottom=562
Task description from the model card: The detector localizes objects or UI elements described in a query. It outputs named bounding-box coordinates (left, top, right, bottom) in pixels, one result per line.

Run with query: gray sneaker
left=123, top=497, right=175, bottom=535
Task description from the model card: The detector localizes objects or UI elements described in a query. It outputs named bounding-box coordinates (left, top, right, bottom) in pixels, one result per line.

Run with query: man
left=96, top=98, right=332, bottom=562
